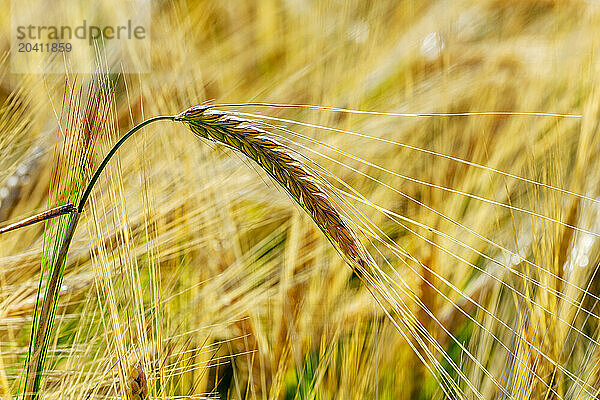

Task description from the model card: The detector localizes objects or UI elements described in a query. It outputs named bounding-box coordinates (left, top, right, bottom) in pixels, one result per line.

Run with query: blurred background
left=0, top=1, right=600, bottom=399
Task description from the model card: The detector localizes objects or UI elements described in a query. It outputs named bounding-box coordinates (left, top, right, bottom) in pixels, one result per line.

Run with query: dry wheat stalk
left=175, top=105, right=374, bottom=275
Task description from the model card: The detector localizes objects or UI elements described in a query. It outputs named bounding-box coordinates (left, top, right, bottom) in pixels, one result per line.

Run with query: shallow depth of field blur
left=1, top=1, right=600, bottom=399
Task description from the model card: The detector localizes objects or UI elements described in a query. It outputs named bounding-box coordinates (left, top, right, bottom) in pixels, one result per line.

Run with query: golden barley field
left=1, top=1, right=600, bottom=399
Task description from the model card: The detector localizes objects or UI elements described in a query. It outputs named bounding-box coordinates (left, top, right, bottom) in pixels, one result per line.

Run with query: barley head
left=175, top=106, right=375, bottom=276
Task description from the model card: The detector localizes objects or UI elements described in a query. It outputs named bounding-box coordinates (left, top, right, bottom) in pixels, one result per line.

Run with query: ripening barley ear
left=126, top=363, right=148, bottom=400
left=174, top=106, right=377, bottom=277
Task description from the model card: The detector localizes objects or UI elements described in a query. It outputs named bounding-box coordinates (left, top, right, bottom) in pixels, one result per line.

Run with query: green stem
left=24, top=212, right=79, bottom=399
left=24, top=115, right=175, bottom=400
left=77, top=115, right=175, bottom=212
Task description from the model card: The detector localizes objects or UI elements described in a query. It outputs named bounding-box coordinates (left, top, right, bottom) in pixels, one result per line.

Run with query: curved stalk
left=77, top=115, right=176, bottom=212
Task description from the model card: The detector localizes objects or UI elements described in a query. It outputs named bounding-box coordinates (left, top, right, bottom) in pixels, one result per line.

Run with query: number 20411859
left=17, top=42, right=72, bottom=52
